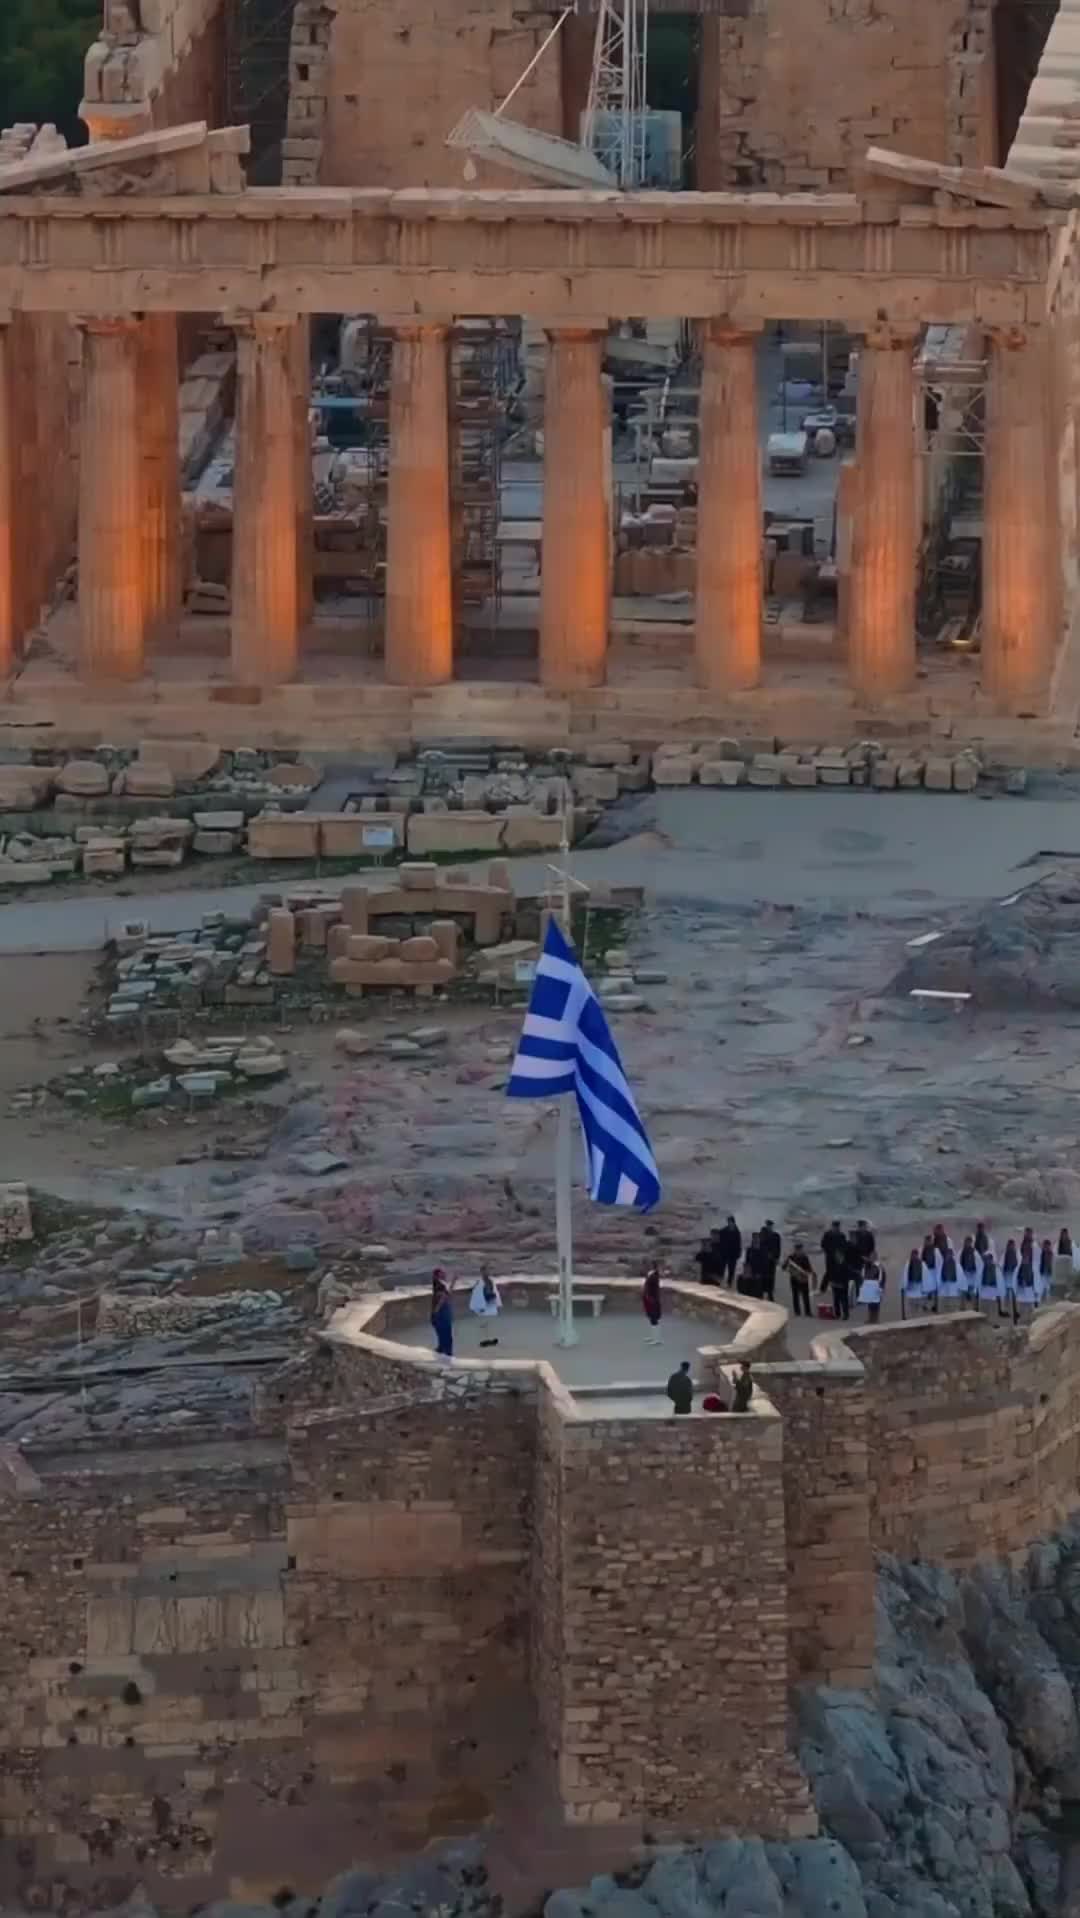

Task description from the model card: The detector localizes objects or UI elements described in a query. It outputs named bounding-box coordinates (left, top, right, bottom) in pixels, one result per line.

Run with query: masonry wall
left=551, top=1406, right=816, bottom=1838
left=754, top=1367, right=874, bottom=1690
left=696, top=0, right=994, bottom=190
left=319, top=0, right=563, bottom=187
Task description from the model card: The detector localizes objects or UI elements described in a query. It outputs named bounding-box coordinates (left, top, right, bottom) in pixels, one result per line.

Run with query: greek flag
left=507, top=918, right=661, bottom=1211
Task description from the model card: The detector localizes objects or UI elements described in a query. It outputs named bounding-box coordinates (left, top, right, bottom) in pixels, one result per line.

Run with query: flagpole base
left=555, top=1324, right=580, bottom=1348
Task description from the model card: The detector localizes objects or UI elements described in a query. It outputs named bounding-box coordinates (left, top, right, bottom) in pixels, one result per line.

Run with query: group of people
left=692, top=1215, right=1080, bottom=1326
left=429, top=1266, right=502, bottom=1357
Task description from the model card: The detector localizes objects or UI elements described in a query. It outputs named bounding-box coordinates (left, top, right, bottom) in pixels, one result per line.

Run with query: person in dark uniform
left=821, top=1221, right=848, bottom=1291
left=713, top=1215, right=742, bottom=1287
left=731, top=1361, right=754, bottom=1413
left=760, top=1220, right=781, bottom=1303
left=783, top=1240, right=816, bottom=1318
left=666, top=1361, right=694, bottom=1416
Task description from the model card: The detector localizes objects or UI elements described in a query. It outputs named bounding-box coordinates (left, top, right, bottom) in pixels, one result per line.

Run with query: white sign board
left=514, top=960, right=537, bottom=986
left=361, top=823, right=396, bottom=851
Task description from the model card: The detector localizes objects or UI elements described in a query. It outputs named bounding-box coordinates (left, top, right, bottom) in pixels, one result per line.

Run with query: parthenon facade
left=0, top=0, right=1079, bottom=750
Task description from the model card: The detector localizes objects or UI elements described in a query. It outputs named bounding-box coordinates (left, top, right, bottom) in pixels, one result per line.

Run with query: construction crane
left=447, top=0, right=651, bottom=190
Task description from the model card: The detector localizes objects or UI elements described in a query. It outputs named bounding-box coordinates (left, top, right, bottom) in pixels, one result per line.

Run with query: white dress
left=469, top=1278, right=502, bottom=1318
left=958, top=1252, right=981, bottom=1300
left=858, top=1271, right=883, bottom=1308
left=978, top=1258, right=1001, bottom=1304
left=920, top=1251, right=942, bottom=1299
left=901, top=1261, right=924, bottom=1306
left=938, top=1256, right=961, bottom=1301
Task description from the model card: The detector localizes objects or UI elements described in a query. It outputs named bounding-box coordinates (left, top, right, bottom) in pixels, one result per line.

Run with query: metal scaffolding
left=225, top=0, right=298, bottom=180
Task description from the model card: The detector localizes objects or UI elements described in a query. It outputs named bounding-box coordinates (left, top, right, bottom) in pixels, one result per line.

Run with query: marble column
left=231, top=314, right=299, bottom=686
left=137, top=313, right=181, bottom=643
left=385, top=323, right=453, bottom=686
left=540, top=327, right=609, bottom=691
left=695, top=321, right=762, bottom=690
left=78, top=316, right=144, bottom=681
left=0, top=319, right=12, bottom=677
left=847, top=323, right=918, bottom=699
left=982, top=325, right=1056, bottom=710
left=290, top=317, right=315, bottom=631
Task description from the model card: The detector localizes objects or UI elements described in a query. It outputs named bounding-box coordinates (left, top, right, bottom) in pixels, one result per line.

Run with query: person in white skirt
left=901, top=1248, right=924, bottom=1318
left=974, top=1222, right=996, bottom=1267
left=978, top=1251, right=1002, bottom=1314
left=958, top=1235, right=981, bottom=1304
left=938, top=1244, right=962, bottom=1311
left=920, top=1234, right=942, bottom=1316
left=1036, top=1239, right=1055, bottom=1304
left=857, top=1257, right=885, bottom=1324
left=1015, top=1250, right=1037, bottom=1318
left=1054, top=1227, right=1078, bottom=1294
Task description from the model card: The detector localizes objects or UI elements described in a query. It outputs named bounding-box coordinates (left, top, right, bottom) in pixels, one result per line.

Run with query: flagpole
left=554, top=777, right=578, bottom=1348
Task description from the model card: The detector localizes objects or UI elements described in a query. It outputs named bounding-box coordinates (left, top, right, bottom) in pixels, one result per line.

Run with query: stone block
left=129, top=817, right=193, bottom=848
left=130, top=844, right=185, bottom=868
left=138, top=739, right=222, bottom=782
left=952, top=756, right=979, bottom=793
left=897, top=756, right=925, bottom=789
left=399, top=935, right=438, bottom=962
left=502, top=807, right=564, bottom=852
left=122, top=761, right=175, bottom=798
left=584, top=740, right=631, bottom=765
left=653, top=756, right=695, bottom=786
left=193, top=810, right=244, bottom=831
left=406, top=813, right=504, bottom=856
left=430, top=919, right=460, bottom=965
left=0, top=859, right=51, bottom=884
left=698, top=759, right=745, bottom=787
left=487, top=859, right=513, bottom=893
left=247, top=813, right=320, bottom=859
left=58, top=758, right=109, bottom=797
left=617, top=757, right=650, bottom=791
left=225, top=984, right=275, bottom=1006
left=192, top=830, right=240, bottom=855
left=783, top=761, right=818, bottom=787
left=340, top=885, right=370, bottom=931
left=871, top=757, right=899, bottom=790
left=347, top=935, right=392, bottom=961
left=816, top=761, right=851, bottom=786
left=1006, top=768, right=1028, bottom=795
left=267, top=908, right=296, bottom=975
left=327, top=924, right=351, bottom=960
left=82, top=837, right=126, bottom=876
left=297, top=906, right=338, bottom=949
left=571, top=766, right=619, bottom=802
left=268, top=760, right=319, bottom=789
left=0, top=766, right=54, bottom=809
left=747, top=761, right=781, bottom=787
left=400, top=861, right=439, bottom=891
left=924, top=757, right=954, bottom=792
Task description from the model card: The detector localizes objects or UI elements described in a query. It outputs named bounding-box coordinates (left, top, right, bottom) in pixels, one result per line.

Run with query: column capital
left=542, top=323, right=609, bottom=344
left=77, top=315, right=141, bottom=338
left=386, top=321, right=450, bottom=345
left=701, top=317, right=764, bottom=344
left=984, top=322, right=1042, bottom=351
left=862, top=320, right=922, bottom=351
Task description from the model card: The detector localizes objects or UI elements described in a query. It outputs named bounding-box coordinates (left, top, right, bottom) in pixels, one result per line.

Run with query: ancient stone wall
left=753, top=1365, right=875, bottom=1690
left=550, top=1404, right=816, bottom=1838
left=696, top=0, right=995, bottom=190
left=318, top=0, right=563, bottom=187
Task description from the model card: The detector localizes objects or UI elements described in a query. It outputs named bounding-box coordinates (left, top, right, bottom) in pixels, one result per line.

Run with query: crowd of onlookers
left=691, top=1217, right=1080, bottom=1325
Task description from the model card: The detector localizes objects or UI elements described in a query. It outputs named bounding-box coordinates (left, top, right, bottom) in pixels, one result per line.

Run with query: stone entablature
left=0, top=191, right=1055, bottom=325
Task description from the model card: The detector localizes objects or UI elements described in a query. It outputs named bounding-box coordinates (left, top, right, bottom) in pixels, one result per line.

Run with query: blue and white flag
left=506, top=918, right=661, bottom=1212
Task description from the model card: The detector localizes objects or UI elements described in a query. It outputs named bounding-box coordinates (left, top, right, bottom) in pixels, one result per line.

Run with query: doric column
left=0, top=317, right=12, bottom=677
left=137, top=313, right=181, bottom=642
left=982, top=325, right=1056, bottom=709
left=540, top=327, right=609, bottom=691
left=385, top=323, right=453, bottom=686
left=231, top=314, right=299, bottom=686
left=78, top=317, right=144, bottom=682
left=695, top=320, right=762, bottom=690
left=290, top=317, right=314, bottom=631
left=847, top=323, right=918, bottom=699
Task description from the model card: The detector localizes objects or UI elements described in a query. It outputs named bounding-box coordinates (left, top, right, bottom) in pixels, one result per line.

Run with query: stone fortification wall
left=696, top=0, right=994, bottom=190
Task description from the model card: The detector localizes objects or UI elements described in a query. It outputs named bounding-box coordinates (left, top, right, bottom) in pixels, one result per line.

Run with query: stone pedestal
left=137, top=313, right=181, bottom=643
left=231, top=315, right=299, bottom=686
left=847, top=324, right=918, bottom=699
left=0, top=321, right=12, bottom=678
left=695, top=322, right=762, bottom=690
left=290, top=317, right=314, bottom=631
left=540, top=327, right=609, bottom=691
left=78, top=317, right=145, bottom=682
left=983, top=325, right=1056, bottom=710
left=386, top=324, right=453, bottom=686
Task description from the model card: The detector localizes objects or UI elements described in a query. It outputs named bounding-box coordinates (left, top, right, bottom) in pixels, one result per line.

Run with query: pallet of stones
left=124, top=1036, right=288, bottom=1110
left=105, top=914, right=272, bottom=1023
left=647, top=741, right=984, bottom=791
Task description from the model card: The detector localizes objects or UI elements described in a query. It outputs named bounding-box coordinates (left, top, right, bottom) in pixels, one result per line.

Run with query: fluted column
left=385, top=323, right=453, bottom=686
left=290, top=316, right=314, bottom=631
left=695, top=321, right=762, bottom=690
left=231, top=314, right=299, bottom=686
left=540, top=327, right=608, bottom=691
left=137, top=313, right=181, bottom=643
left=0, top=319, right=12, bottom=677
left=78, top=316, right=144, bottom=682
left=847, top=323, right=918, bottom=699
left=982, top=325, right=1056, bottom=710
